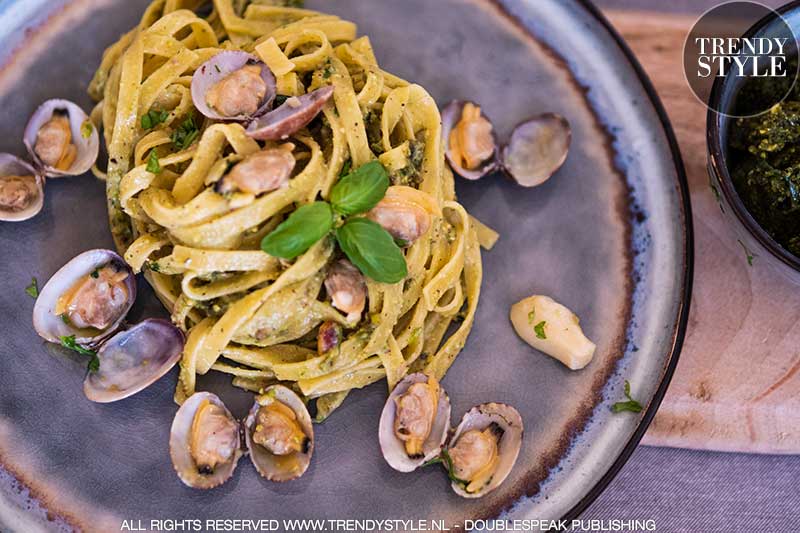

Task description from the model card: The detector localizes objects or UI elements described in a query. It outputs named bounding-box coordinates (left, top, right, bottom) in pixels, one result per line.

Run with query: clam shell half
left=447, top=402, right=523, bottom=499
left=191, top=51, right=277, bottom=122
left=501, top=113, right=571, bottom=187
left=84, top=319, right=185, bottom=403
left=0, top=154, right=44, bottom=222
left=169, top=392, right=243, bottom=489
left=32, top=249, right=136, bottom=347
left=378, top=373, right=451, bottom=473
left=441, top=100, right=499, bottom=180
left=246, top=85, right=334, bottom=141
left=244, top=385, right=314, bottom=482
left=23, top=99, right=100, bottom=178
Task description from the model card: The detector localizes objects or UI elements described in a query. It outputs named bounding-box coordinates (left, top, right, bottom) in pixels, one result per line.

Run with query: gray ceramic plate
left=0, top=0, right=692, bottom=531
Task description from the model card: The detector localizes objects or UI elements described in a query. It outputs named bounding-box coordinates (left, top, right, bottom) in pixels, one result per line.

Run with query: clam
left=244, top=385, right=314, bottom=482
left=170, top=385, right=314, bottom=489
left=442, top=100, right=499, bottom=180
left=445, top=403, right=523, bottom=498
left=0, top=154, right=44, bottom=222
left=170, top=392, right=243, bottom=489
left=192, top=51, right=277, bottom=122
left=215, top=144, right=295, bottom=196
left=501, top=114, right=571, bottom=187
left=379, top=373, right=451, bottom=472
left=324, top=258, right=366, bottom=323
left=23, top=99, right=100, bottom=177
left=33, top=249, right=136, bottom=347
left=366, top=186, right=438, bottom=246
left=84, top=319, right=185, bottom=403
left=246, top=85, right=334, bottom=141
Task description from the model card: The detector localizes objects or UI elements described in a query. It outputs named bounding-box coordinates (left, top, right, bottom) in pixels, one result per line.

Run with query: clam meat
left=324, top=258, right=366, bottom=323
left=192, top=51, right=276, bottom=121
left=23, top=99, right=100, bottom=177
left=379, top=373, right=451, bottom=472
left=215, top=144, right=295, bottom=196
left=33, top=249, right=136, bottom=346
left=245, top=385, right=314, bottom=482
left=170, top=392, right=243, bottom=489
left=0, top=155, right=44, bottom=222
left=446, top=403, right=523, bottom=498
left=442, top=100, right=498, bottom=180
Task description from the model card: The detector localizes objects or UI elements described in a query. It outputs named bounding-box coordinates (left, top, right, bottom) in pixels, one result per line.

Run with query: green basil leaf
left=261, top=202, right=333, bottom=259
left=330, top=160, right=389, bottom=215
left=336, top=218, right=407, bottom=283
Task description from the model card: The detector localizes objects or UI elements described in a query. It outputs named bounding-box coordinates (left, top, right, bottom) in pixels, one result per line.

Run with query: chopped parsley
left=171, top=112, right=200, bottom=150
left=534, top=321, right=547, bottom=340
left=423, top=449, right=469, bottom=486
left=25, top=277, right=38, bottom=298
left=59, top=335, right=100, bottom=373
left=612, top=380, right=643, bottom=414
left=148, top=261, right=161, bottom=273
left=141, top=109, right=169, bottom=130
left=274, top=94, right=291, bottom=107
left=90, top=268, right=100, bottom=279
left=146, top=150, right=161, bottom=174
left=80, top=120, right=94, bottom=139
left=737, top=239, right=757, bottom=266
left=528, top=308, right=535, bottom=324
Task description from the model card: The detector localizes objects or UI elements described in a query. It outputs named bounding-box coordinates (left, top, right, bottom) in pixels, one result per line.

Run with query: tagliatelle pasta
left=89, top=0, right=486, bottom=419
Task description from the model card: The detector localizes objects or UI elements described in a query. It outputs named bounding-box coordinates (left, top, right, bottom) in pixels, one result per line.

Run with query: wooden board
left=605, top=10, right=800, bottom=454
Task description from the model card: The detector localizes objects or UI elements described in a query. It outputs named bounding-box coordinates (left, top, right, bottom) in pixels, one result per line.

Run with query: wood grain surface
left=605, top=10, right=800, bottom=454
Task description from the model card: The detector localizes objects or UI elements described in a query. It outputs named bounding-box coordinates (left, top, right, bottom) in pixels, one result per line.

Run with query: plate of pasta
left=0, top=0, right=691, bottom=531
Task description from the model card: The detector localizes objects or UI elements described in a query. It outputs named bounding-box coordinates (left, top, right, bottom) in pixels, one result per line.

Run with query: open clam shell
left=0, top=154, right=44, bottom=222
left=84, top=319, right=184, bottom=403
left=244, top=385, right=314, bottom=482
left=246, top=85, right=334, bottom=141
left=501, top=113, right=571, bottom=187
left=32, top=249, right=136, bottom=347
left=378, top=373, right=451, bottom=473
left=191, top=51, right=276, bottom=122
left=442, top=100, right=499, bottom=180
left=169, top=392, right=243, bottom=489
left=447, top=402, right=523, bottom=499
left=23, top=99, right=100, bottom=178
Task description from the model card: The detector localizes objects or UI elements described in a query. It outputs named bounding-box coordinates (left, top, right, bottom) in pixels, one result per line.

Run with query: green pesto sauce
left=728, top=66, right=800, bottom=257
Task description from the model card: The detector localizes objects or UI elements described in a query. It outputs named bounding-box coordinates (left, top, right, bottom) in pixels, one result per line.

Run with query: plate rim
left=0, top=0, right=695, bottom=527
left=559, top=0, right=695, bottom=522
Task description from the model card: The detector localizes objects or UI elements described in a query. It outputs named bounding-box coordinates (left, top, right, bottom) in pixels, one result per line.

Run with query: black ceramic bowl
left=707, top=1, right=800, bottom=283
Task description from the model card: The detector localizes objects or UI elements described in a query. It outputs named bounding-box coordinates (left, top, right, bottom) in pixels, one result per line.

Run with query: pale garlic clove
left=509, top=294, right=596, bottom=370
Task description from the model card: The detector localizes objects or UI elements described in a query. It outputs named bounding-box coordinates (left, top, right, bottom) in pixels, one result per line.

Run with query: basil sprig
left=261, top=202, right=334, bottom=259
left=330, top=161, right=389, bottom=215
left=261, top=161, right=407, bottom=283
left=336, top=218, right=407, bottom=283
